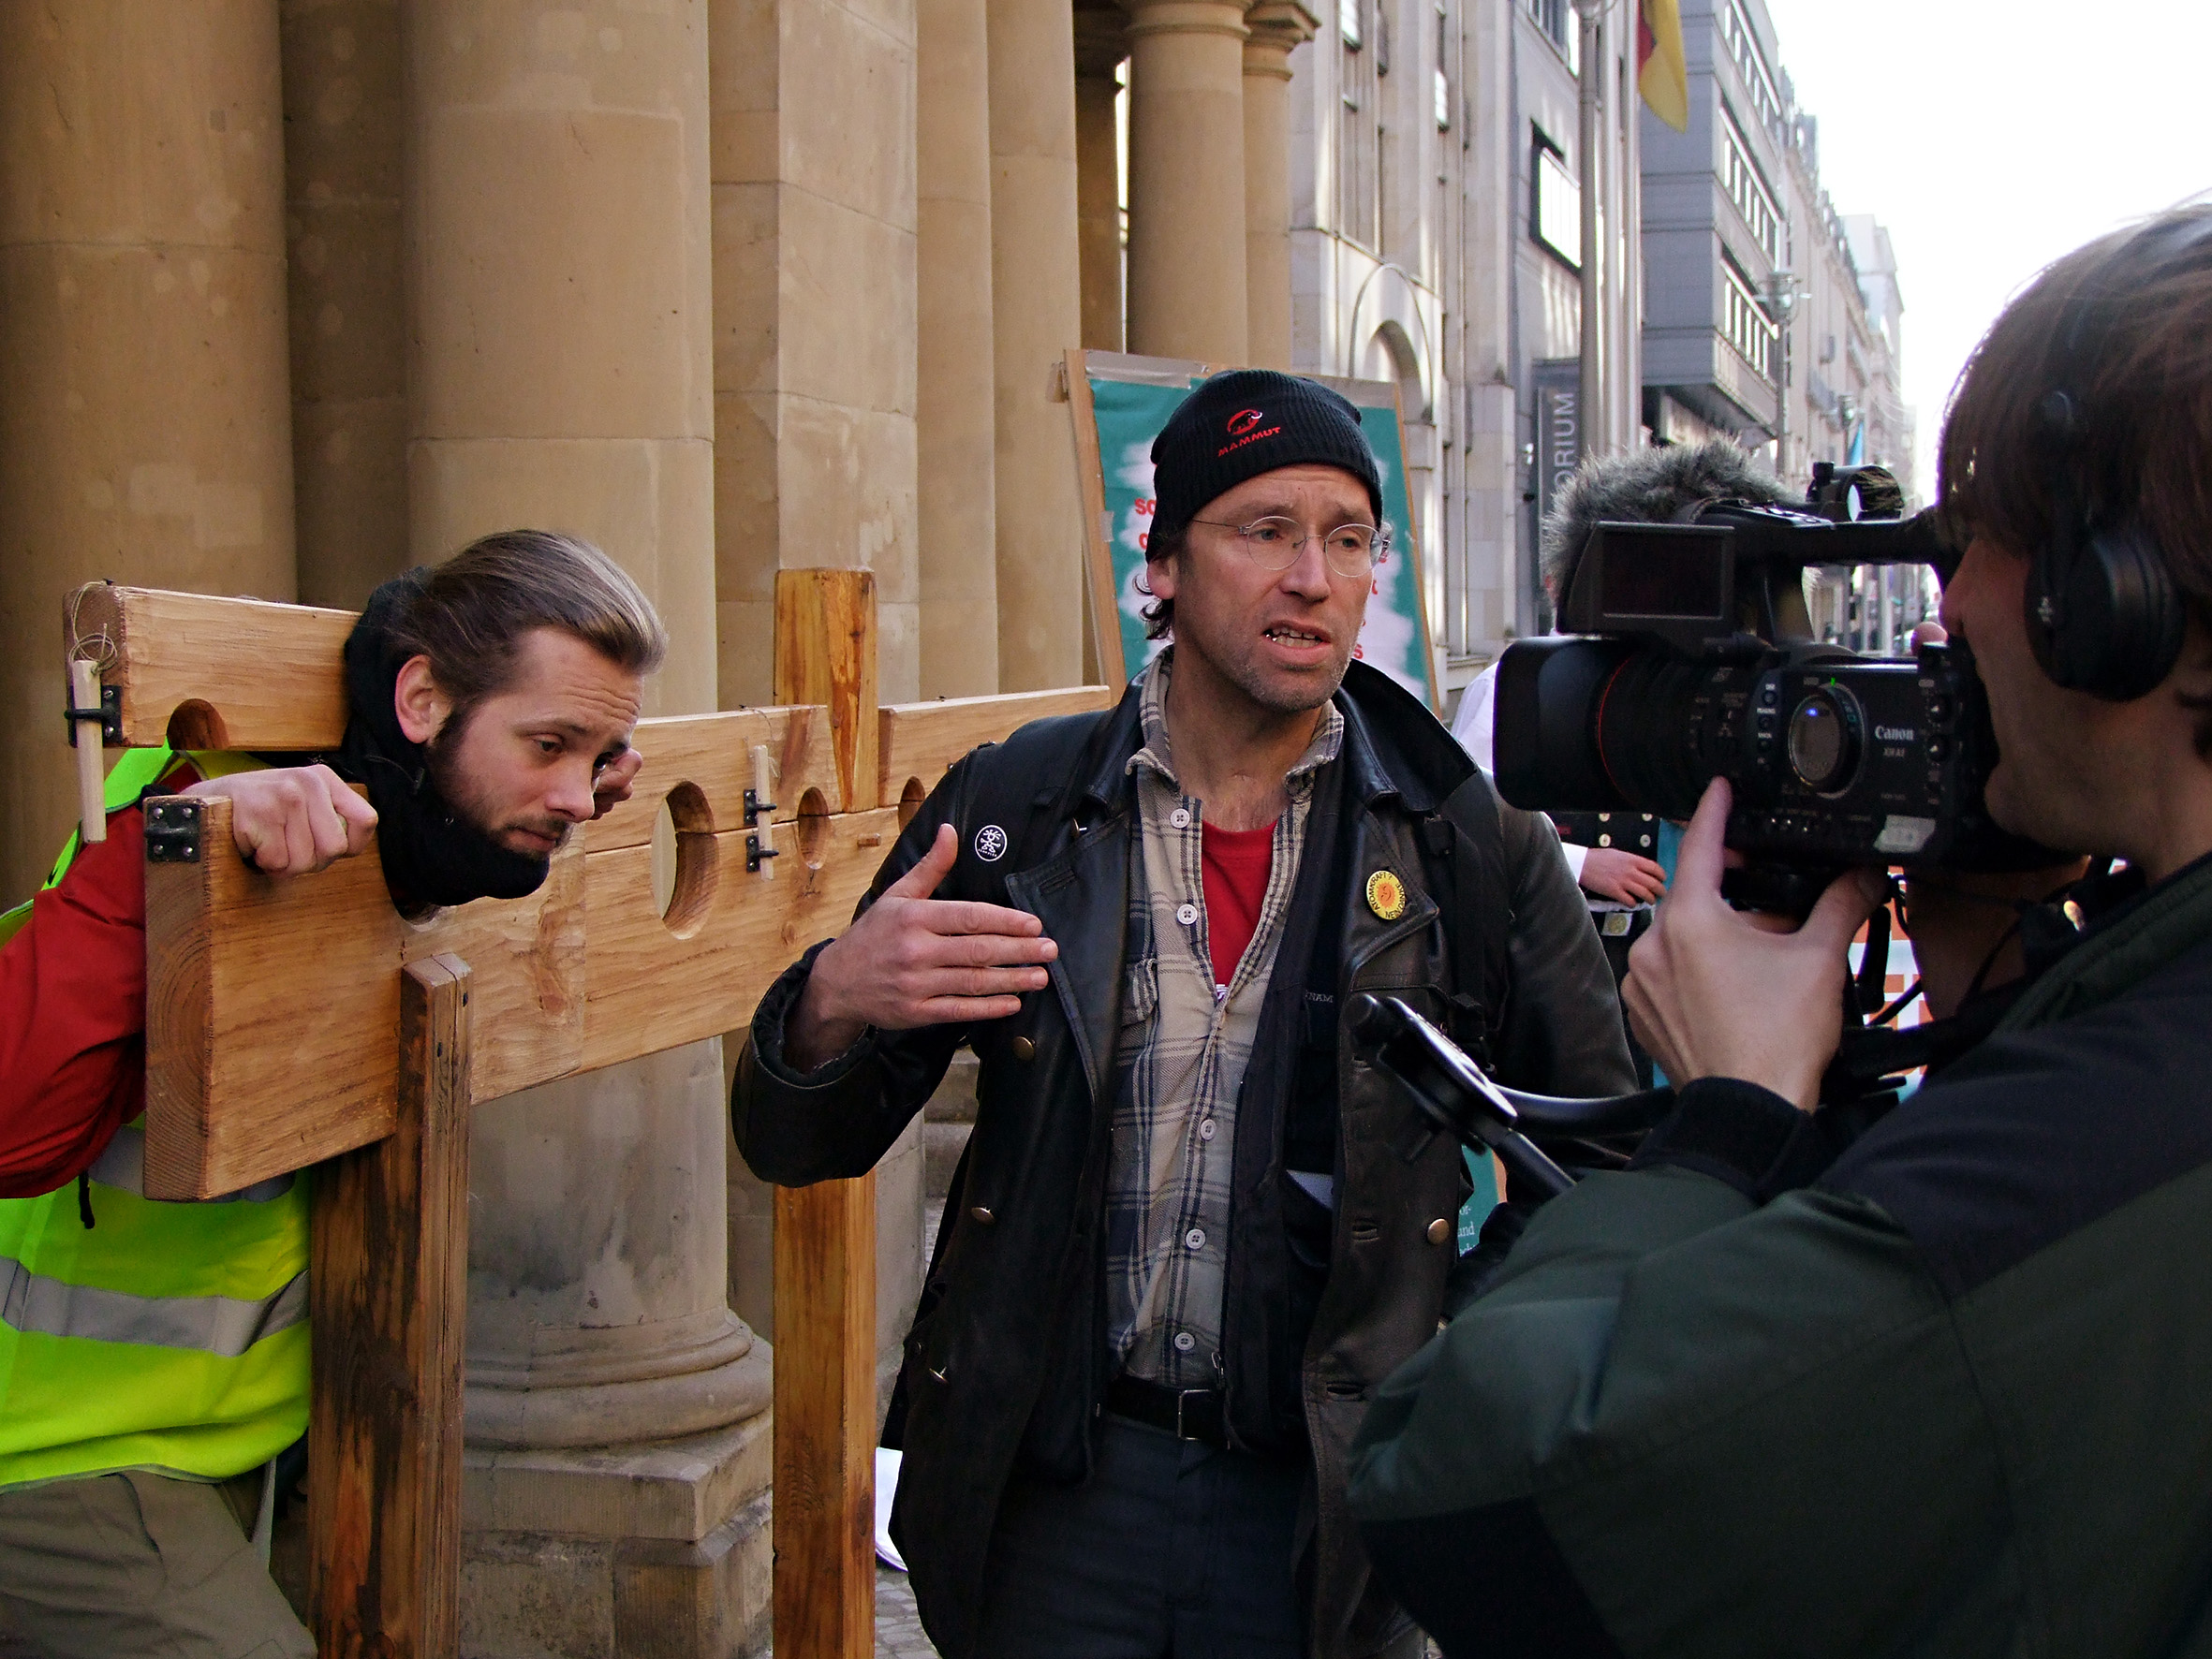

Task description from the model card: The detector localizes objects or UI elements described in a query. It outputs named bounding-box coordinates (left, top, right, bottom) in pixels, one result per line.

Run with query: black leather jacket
left=734, top=662, right=1632, bottom=1658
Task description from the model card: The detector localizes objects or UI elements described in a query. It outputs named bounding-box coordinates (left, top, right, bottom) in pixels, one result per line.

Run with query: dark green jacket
left=1347, top=850, right=2212, bottom=1658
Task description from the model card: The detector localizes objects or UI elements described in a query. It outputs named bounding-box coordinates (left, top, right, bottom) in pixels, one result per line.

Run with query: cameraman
left=1347, top=208, right=2212, bottom=1656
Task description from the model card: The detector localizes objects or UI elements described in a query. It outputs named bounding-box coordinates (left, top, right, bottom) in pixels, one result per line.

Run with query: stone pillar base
left=460, top=1415, right=774, bottom=1659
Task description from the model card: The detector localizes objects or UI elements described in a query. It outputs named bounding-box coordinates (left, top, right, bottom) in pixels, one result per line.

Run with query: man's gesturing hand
left=592, top=748, right=645, bottom=819
left=1622, top=779, right=1884, bottom=1112
left=784, top=823, right=1058, bottom=1071
left=184, top=765, right=378, bottom=879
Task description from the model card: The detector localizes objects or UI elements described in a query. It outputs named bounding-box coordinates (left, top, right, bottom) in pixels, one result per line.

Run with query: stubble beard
left=423, top=715, right=568, bottom=862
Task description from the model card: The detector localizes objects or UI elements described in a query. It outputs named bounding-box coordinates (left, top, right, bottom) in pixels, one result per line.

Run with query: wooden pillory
left=70, top=570, right=1109, bottom=1658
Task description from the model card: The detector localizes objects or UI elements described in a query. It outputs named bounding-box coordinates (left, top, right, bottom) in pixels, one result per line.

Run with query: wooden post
left=771, top=569, right=879, bottom=1659
left=307, top=955, right=473, bottom=1659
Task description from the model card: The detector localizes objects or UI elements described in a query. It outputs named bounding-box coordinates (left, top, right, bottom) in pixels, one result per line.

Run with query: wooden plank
left=308, top=953, right=471, bottom=1659
left=771, top=566, right=879, bottom=1659
left=143, top=794, right=405, bottom=1200
left=70, top=583, right=355, bottom=751
left=877, top=685, right=1115, bottom=816
left=577, top=808, right=898, bottom=1073
left=580, top=705, right=839, bottom=852
left=772, top=1172, right=877, bottom=1659
left=774, top=569, right=879, bottom=813
left=140, top=796, right=889, bottom=1200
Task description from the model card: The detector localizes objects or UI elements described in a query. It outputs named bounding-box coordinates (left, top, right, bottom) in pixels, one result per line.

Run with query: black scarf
left=332, top=572, right=552, bottom=912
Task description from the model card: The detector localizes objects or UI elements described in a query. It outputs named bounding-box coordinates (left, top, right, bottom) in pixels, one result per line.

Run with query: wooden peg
left=68, top=659, right=107, bottom=844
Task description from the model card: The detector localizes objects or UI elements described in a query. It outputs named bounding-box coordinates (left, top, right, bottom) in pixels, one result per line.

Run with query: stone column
left=918, top=0, right=1000, bottom=697
left=711, top=0, right=921, bottom=708
left=401, top=7, right=768, bottom=1653
left=1122, top=0, right=1251, bottom=363
left=1073, top=7, right=1127, bottom=353
left=986, top=0, right=1087, bottom=689
left=1240, top=3, right=1313, bottom=370
left=0, top=0, right=295, bottom=901
left=282, top=0, right=407, bottom=609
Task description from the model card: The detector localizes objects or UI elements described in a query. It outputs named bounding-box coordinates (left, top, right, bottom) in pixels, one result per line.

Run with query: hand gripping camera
left=1494, top=464, right=2054, bottom=911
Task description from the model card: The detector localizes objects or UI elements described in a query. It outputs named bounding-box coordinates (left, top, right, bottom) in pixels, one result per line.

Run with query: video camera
left=1494, top=463, right=2053, bottom=910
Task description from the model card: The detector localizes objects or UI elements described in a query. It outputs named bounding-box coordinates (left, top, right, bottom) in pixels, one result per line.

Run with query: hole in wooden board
left=797, top=786, right=830, bottom=870
left=165, top=699, right=229, bottom=752
left=898, top=777, right=925, bottom=828
left=654, top=782, right=716, bottom=937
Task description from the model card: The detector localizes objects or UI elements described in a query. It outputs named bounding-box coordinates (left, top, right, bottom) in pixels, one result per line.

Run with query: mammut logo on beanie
left=1226, top=408, right=1265, bottom=436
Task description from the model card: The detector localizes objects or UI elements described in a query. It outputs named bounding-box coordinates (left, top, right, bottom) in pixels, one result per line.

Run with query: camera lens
left=1787, top=688, right=1861, bottom=794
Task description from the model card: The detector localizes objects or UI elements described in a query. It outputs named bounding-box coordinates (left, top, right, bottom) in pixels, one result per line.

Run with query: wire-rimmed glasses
left=1187, top=516, right=1390, bottom=580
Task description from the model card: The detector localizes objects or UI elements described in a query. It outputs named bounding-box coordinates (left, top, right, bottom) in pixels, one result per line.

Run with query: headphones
left=2022, top=213, right=2212, bottom=700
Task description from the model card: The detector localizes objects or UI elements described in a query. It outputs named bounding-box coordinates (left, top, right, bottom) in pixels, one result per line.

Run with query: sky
left=1753, top=0, right=2212, bottom=499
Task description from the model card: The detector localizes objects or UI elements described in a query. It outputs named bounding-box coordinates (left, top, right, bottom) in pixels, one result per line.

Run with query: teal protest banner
left=1069, top=350, right=1439, bottom=709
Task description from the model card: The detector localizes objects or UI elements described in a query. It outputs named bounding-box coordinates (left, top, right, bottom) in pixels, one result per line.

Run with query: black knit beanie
left=1148, top=370, right=1383, bottom=553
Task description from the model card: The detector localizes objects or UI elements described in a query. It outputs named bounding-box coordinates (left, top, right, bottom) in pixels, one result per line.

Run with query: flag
left=1638, top=0, right=1689, bottom=132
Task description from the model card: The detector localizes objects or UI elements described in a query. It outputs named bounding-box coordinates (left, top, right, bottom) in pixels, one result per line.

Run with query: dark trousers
left=973, top=1415, right=1307, bottom=1658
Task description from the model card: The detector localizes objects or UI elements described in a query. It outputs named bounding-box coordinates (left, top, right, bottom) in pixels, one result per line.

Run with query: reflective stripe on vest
left=0, top=747, right=307, bottom=1489
left=0, top=1255, right=306, bottom=1358
left=83, top=1123, right=295, bottom=1206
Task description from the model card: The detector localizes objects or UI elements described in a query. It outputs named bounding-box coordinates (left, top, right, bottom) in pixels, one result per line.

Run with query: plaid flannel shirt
left=1105, top=652, right=1345, bottom=1388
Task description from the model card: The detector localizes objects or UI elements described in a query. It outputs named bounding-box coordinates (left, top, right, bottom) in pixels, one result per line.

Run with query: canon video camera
left=1494, top=463, right=2054, bottom=910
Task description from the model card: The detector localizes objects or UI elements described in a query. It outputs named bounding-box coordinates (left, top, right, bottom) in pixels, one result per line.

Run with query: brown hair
left=1938, top=206, right=2212, bottom=630
left=389, top=529, right=667, bottom=715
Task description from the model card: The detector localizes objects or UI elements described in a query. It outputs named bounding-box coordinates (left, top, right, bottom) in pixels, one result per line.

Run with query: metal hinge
left=744, top=786, right=782, bottom=872
left=144, top=799, right=203, bottom=864
left=65, top=683, right=121, bottom=748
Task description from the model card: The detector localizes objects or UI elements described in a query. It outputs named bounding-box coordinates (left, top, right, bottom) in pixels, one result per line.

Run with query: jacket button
left=1425, top=1217, right=1451, bottom=1244
left=1010, top=1035, right=1037, bottom=1061
left=968, top=1205, right=995, bottom=1226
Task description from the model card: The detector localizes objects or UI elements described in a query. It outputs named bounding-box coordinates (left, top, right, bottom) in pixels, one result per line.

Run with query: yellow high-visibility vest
left=0, top=749, right=309, bottom=1490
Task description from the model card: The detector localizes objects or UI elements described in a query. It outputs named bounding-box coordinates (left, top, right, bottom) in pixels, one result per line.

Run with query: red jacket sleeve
left=0, top=805, right=156, bottom=1197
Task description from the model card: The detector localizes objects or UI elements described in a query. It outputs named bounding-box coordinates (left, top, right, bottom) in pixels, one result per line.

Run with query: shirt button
left=1170, top=807, right=1191, bottom=829
left=1184, top=1227, right=1205, bottom=1251
left=1198, top=1118, right=1217, bottom=1141
left=1175, top=903, right=1199, bottom=926
left=1172, top=1330, right=1196, bottom=1353
left=1425, top=1217, right=1451, bottom=1244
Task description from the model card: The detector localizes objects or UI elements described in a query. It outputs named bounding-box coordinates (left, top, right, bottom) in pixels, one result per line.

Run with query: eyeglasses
left=1187, top=516, right=1391, bottom=580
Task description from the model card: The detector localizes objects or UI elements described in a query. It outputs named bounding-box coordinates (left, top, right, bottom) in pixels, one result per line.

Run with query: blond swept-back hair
left=386, top=529, right=667, bottom=716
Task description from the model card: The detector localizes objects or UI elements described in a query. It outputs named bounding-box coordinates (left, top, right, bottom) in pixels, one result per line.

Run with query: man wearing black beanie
left=733, top=368, right=1630, bottom=1658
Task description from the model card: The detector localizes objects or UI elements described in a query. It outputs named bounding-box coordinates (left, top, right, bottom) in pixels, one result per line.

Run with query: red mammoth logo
left=1226, top=408, right=1265, bottom=436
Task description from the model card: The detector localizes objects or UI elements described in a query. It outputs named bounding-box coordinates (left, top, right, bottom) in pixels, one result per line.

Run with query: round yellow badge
left=1364, top=869, right=1407, bottom=921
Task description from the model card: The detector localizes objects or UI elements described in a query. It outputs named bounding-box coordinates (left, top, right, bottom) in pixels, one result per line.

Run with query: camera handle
left=1348, top=993, right=1676, bottom=1200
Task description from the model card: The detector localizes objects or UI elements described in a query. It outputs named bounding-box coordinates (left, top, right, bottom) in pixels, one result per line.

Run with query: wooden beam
left=139, top=705, right=848, bottom=1201
left=68, top=582, right=356, bottom=751
left=774, top=568, right=880, bottom=813
left=308, top=953, right=471, bottom=1659
left=771, top=568, right=879, bottom=1659
left=877, top=684, right=1115, bottom=817
left=771, top=1173, right=877, bottom=1659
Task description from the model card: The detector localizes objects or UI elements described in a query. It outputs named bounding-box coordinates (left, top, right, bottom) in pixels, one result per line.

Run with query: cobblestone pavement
left=875, top=1564, right=940, bottom=1657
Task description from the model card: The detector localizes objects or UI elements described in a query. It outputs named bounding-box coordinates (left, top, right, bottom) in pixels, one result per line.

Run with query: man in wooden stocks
left=0, top=531, right=660, bottom=1658
left=734, top=370, right=1633, bottom=1657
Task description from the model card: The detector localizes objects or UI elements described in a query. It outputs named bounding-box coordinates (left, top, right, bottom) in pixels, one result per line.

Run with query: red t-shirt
left=1202, top=819, right=1277, bottom=995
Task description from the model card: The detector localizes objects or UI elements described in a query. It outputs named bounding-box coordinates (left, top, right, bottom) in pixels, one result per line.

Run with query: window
left=1532, top=137, right=1580, bottom=269
left=1718, top=108, right=1784, bottom=266
left=1375, top=0, right=1391, bottom=72
left=1720, top=258, right=1777, bottom=381
left=1339, top=12, right=1380, bottom=248
left=1435, top=4, right=1450, bottom=127
left=1341, top=0, right=1362, bottom=49
left=1714, top=0, right=1783, bottom=136
left=1525, top=0, right=1579, bottom=74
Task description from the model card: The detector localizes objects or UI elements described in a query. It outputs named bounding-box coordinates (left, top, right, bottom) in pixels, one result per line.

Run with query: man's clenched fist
left=184, top=765, right=377, bottom=878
